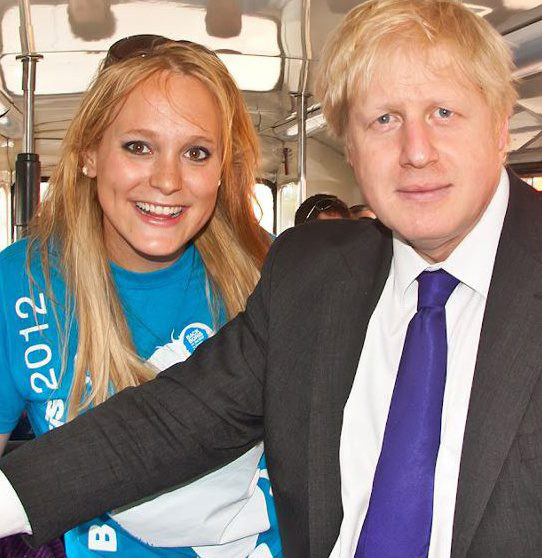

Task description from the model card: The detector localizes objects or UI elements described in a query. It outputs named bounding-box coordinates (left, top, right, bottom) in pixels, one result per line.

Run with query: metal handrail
left=12, top=0, right=42, bottom=242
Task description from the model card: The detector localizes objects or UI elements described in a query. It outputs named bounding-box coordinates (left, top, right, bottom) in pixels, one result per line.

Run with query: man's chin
left=407, top=234, right=463, bottom=264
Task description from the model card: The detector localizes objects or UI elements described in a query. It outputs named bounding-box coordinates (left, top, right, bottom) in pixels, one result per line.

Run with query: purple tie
left=355, top=269, right=459, bottom=558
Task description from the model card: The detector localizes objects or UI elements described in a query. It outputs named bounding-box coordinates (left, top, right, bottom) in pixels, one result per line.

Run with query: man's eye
left=437, top=107, right=453, bottom=119
left=376, top=114, right=391, bottom=125
left=185, top=146, right=210, bottom=161
left=123, top=141, right=151, bottom=154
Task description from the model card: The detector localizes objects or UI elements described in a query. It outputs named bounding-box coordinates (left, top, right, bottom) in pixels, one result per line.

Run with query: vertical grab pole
left=13, top=0, right=43, bottom=241
left=295, top=0, right=311, bottom=205
left=296, top=91, right=308, bottom=205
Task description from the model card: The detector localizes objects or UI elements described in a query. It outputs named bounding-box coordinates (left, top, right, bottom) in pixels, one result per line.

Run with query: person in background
left=67, top=0, right=116, bottom=40
left=0, top=37, right=281, bottom=558
left=349, top=204, right=376, bottom=220
left=1, top=2, right=540, bottom=558
left=294, top=193, right=352, bottom=225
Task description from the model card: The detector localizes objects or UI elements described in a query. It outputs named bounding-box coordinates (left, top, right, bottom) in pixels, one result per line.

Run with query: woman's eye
left=185, top=146, right=210, bottom=161
left=437, top=107, right=453, bottom=119
left=123, top=141, right=151, bottom=155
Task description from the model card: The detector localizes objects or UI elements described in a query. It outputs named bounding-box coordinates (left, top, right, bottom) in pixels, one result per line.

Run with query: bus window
left=253, top=181, right=275, bottom=235
left=522, top=176, right=542, bottom=190
left=0, top=185, right=8, bottom=250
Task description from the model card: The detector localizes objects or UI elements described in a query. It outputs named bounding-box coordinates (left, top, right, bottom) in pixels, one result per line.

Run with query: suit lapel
left=307, top=224, right=392, bottom=557
left=452, top=174, right=542, bottom=558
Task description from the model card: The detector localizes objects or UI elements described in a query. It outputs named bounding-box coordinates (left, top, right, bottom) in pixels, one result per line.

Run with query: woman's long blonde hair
left=28, top=41, right=270, bottom=419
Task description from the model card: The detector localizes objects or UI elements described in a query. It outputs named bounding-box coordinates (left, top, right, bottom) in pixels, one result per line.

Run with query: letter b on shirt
left=88, top=524, right=117, bottom=552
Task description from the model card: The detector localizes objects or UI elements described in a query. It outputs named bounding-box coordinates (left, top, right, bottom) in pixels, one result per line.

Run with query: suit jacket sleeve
left=0, top=232, right=284, bottom=546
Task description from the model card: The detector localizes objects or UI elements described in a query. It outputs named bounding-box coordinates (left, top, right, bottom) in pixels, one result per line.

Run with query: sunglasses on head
left=103, top=34, right=218, bottom=68
left=305, top=198, right=342, bottom=222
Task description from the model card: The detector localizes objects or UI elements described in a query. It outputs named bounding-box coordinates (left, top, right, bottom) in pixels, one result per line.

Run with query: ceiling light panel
left=1, top=2, right=281, bottom=96
left=2, top=3, right=280, bottom=57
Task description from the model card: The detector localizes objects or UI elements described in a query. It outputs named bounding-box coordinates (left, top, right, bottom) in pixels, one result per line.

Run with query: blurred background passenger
left=67, top=0, right=116, bottom=40
left=349, top=203, right=377, bottom=220
left=205, top=0, right=242, bottom=37
left=294, top=193, right=352, bottom=225
left=0, top=37, right=281, bottom=558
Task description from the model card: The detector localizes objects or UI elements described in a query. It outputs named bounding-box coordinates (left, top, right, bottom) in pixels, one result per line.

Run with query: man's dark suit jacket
left=2, top=171, right=542, bottom=558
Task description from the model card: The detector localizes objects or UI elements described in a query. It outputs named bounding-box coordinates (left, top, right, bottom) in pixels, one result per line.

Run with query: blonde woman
left=0, top=37, right=281, bottom=558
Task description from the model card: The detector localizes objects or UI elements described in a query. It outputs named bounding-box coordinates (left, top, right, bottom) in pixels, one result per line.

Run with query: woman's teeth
left=135, top=202, right=183, bottom=217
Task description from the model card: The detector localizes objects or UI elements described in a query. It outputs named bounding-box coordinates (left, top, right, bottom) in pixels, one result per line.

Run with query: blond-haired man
left=1, top=2, right=540, bottom=557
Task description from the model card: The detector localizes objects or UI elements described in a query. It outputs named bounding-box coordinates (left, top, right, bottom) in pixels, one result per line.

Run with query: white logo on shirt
left=146, top=322, right=214, bottom=371
left=45, top=399, right=65, bottom=429
left=88, top=524, right=117, bottom=552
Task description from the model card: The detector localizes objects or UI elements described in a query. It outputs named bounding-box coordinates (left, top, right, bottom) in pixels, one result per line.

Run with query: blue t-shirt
left=0, top=239, right=282, bottom=558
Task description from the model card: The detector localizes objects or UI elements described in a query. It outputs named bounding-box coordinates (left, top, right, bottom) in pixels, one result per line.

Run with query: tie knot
left=416, top=269, right=459, bottom=310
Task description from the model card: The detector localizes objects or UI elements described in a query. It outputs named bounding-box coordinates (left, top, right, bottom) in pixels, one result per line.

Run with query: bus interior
left=0, top=0, right=541, bottom=247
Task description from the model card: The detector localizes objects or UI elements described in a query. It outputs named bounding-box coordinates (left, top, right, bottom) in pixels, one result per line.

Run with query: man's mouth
left=397, top=183, right=452, bottom=200
left=135, top=202, right=183, bottom=218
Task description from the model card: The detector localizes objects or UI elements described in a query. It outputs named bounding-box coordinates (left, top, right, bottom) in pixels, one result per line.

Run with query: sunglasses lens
left=316, top=199, right=336, bottom=211
left=104, top=34, right=170, bottom=67
left=103, top=36, right=220, bottom=69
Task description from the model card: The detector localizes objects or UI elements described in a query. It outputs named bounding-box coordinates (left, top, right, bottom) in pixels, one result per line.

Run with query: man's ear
left=497, top=117, right=509, bottom=156
left=344, top=133, right=353, bottom=166
left=83, top=149, right=98, bottom=178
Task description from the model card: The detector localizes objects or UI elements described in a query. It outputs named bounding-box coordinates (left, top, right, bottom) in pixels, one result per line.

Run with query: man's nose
left=149, top=156, right=182, bottom=194
left=399, top=120, right=438, bottom=168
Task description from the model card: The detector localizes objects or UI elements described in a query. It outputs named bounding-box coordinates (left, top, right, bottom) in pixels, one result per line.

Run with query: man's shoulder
left=275, top=218, right=389, bottom=252
left=506, top=172, right=542, bottom=246
left=267, top=218, right=391, bottom=282
left=511, top=173, right=542, bottom=210
left=275, top=219, right=389, bottom=247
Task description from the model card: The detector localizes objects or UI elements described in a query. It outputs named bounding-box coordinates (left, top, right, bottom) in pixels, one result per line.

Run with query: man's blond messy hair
left=317, top=0, right=517, bottom=138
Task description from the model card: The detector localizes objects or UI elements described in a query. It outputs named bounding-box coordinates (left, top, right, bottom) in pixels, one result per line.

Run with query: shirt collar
left=392, top=167, right=510, bottom=299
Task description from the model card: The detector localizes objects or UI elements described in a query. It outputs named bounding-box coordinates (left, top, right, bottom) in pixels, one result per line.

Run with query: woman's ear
left=82, top=150, right=98, bottom=178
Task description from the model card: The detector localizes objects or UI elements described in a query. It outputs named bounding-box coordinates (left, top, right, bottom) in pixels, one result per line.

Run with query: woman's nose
left=149, top=156, right=182, bottom=194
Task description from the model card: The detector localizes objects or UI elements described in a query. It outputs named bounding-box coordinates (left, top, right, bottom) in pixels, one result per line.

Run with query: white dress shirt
left=329, top=168, right=510, bottom=558
left=0, top=170, right=510, bottom=544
